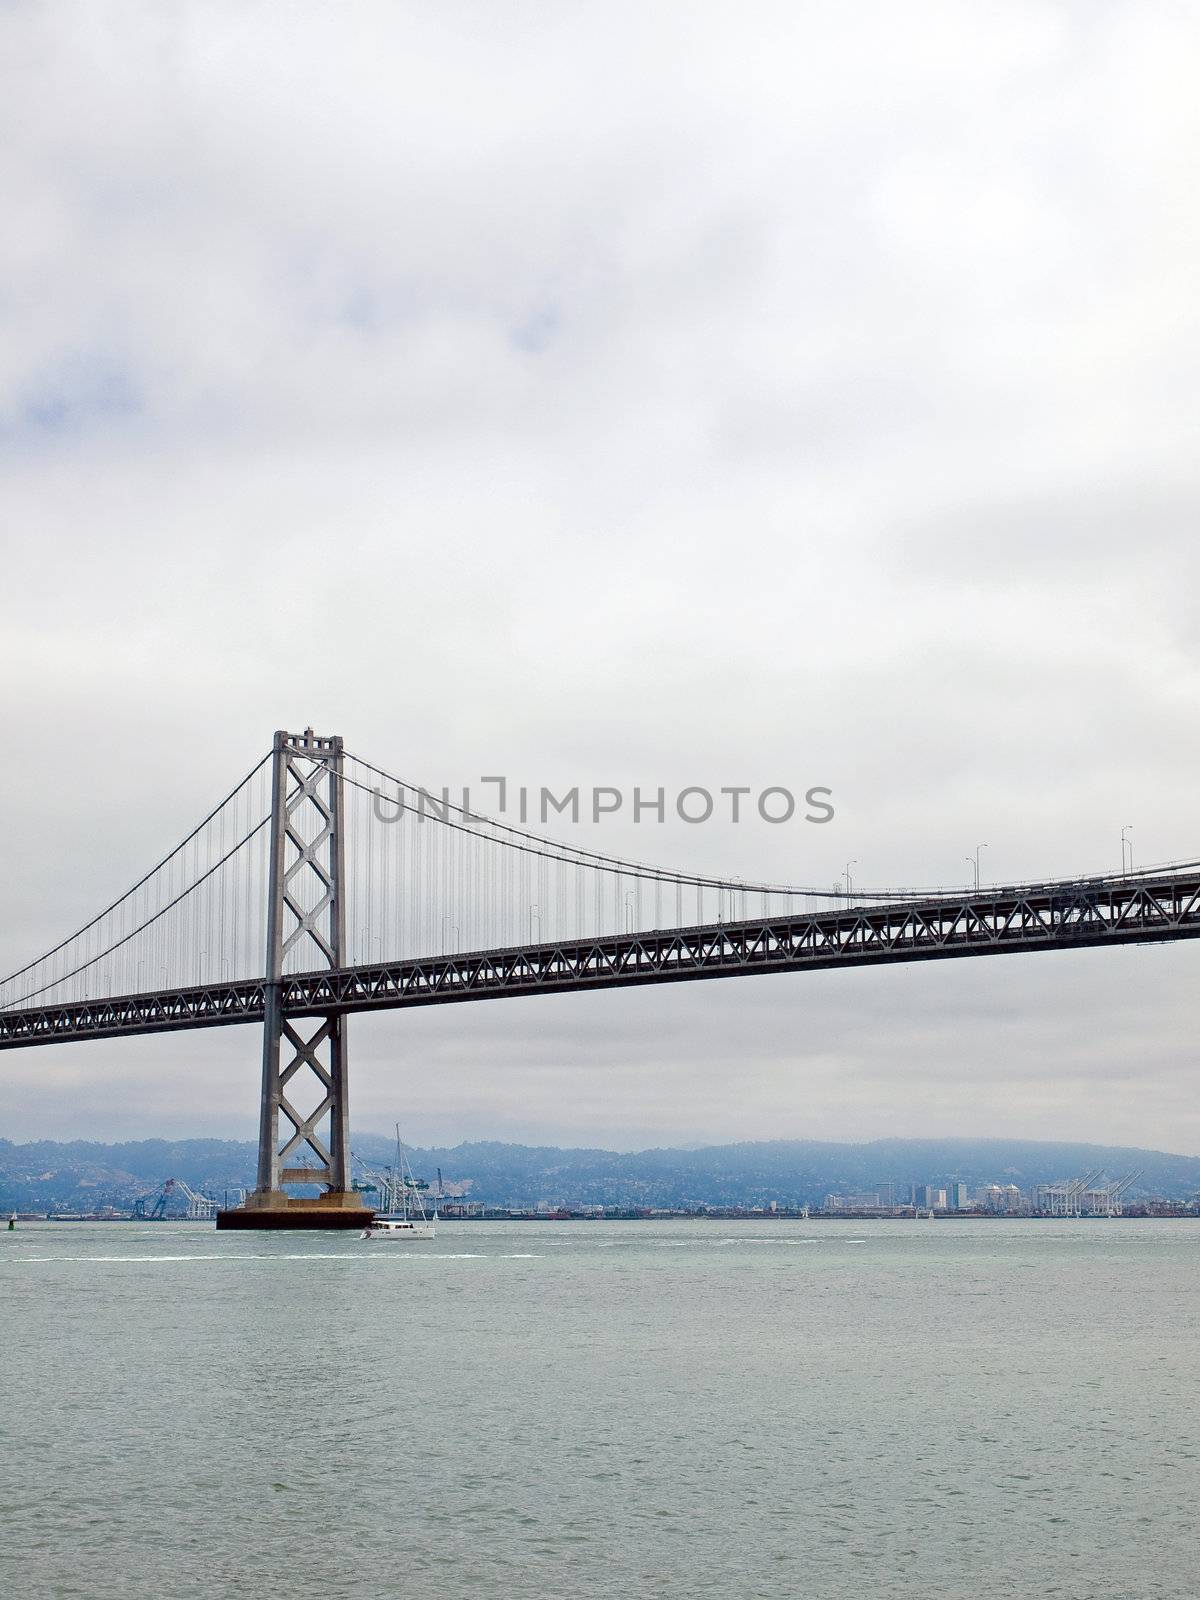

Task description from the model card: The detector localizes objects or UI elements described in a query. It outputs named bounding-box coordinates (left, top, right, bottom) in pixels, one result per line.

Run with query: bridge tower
left=219, top=728, right=369, bottom=1230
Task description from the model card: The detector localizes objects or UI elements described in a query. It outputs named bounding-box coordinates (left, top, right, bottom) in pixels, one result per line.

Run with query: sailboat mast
left=396, top=1123, right=408, bottom=1222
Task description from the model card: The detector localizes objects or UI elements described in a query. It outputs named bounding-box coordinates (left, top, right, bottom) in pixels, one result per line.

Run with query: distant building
left=948, top=1183, right=969, bottom=1210
left=824, top=1192, right=881, bottom=1212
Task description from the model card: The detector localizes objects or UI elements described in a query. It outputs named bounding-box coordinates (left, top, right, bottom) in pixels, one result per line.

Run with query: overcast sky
left=3, top=2, right=1199, bottom=1154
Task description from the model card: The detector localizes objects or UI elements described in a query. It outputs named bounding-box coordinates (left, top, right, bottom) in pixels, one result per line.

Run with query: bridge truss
left=2, top=863, right=1197, bottom=1050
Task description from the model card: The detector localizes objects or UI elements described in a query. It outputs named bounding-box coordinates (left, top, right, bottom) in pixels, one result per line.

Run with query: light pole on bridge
left=1121, top=824, right=1134, bottom=877
left=966, top=845, right=987, bottom=894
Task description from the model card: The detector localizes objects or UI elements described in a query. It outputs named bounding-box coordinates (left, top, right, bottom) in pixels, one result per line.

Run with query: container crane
left=1100, top=1170, right=1142, bottom=1217
left=132, top=1177, right=217, bottom=1220
left=1067, top=1168, right=1106, bottom=1217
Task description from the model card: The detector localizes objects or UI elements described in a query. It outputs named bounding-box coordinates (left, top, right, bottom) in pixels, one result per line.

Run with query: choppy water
left=2, top=1218, right=1198, bottom=1598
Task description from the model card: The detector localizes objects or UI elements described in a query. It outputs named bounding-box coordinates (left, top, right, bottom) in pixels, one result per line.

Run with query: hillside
left=3, top=1133, right=1199, bottom=1212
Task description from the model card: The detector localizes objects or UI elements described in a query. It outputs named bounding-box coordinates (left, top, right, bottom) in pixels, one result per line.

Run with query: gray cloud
left=2, top=1, right=1199, bottom=1153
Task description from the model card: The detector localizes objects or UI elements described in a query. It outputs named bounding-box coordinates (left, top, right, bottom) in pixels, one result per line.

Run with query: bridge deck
left=2, top=870, right=1198, bottom=1050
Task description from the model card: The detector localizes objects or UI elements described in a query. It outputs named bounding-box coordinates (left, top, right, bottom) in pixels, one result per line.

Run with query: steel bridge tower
left=220, top=728, right=369, bottom=1230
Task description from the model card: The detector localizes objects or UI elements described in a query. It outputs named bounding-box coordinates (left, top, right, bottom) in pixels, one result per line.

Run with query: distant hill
left=2, top=1133, right=1199, bottom=1211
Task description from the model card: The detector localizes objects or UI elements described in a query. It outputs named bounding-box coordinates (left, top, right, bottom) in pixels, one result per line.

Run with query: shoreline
left=8, top=1210, right=1199, bottom=1225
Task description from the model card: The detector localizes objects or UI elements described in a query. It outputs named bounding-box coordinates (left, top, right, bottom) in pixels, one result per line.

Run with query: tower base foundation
left=216, top=1190, right=372, bottom=1230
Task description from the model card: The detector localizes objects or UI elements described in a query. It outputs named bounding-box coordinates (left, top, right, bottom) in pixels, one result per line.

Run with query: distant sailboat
left=361, top=1127, right=437, bottom=1241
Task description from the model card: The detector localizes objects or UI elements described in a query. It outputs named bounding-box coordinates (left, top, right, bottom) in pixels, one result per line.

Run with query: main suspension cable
left=0, top=751, right=272, bottom=987
left=2, top=814, right=271, bottom=1009
left=344, top=753, right=831, bottom=899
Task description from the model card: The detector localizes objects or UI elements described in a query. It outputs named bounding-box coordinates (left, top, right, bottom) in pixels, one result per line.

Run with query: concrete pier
left=216, top=1190, right=372, bottom=1230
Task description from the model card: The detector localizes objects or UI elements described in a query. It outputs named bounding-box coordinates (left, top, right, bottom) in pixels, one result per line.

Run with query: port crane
left=133, top=1185, right=170, bottom=1219
left=1098, top=1170, right=1142, bottom=1217
left=133, top=1177, right=218, bottom=1220
left=1033, top=1168, right=1105, bottom=1217
left=351, top=1147, right=430, bottom=1215
left=1066, top=1168, right=1106, bottom=1217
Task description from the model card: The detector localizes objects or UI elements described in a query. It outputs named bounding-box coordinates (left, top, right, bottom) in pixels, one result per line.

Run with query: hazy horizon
left=5, top=1125, right=1198, bottom=1163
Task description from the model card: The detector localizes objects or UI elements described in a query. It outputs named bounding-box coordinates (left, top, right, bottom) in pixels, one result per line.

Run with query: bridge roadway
left=2, top=867, right=1198, bottom=1051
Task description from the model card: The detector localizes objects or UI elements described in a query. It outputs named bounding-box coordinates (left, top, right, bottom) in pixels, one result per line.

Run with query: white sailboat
left=361, top=1127, right=437, bottom=1240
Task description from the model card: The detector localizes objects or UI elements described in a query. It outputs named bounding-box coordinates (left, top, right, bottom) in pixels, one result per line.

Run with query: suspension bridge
left=3, top=728, right=1198, bottom=1227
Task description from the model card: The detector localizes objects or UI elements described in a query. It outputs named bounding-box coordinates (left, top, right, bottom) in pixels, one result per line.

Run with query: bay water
left=3, top=1218, right=1198, bottom=1598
